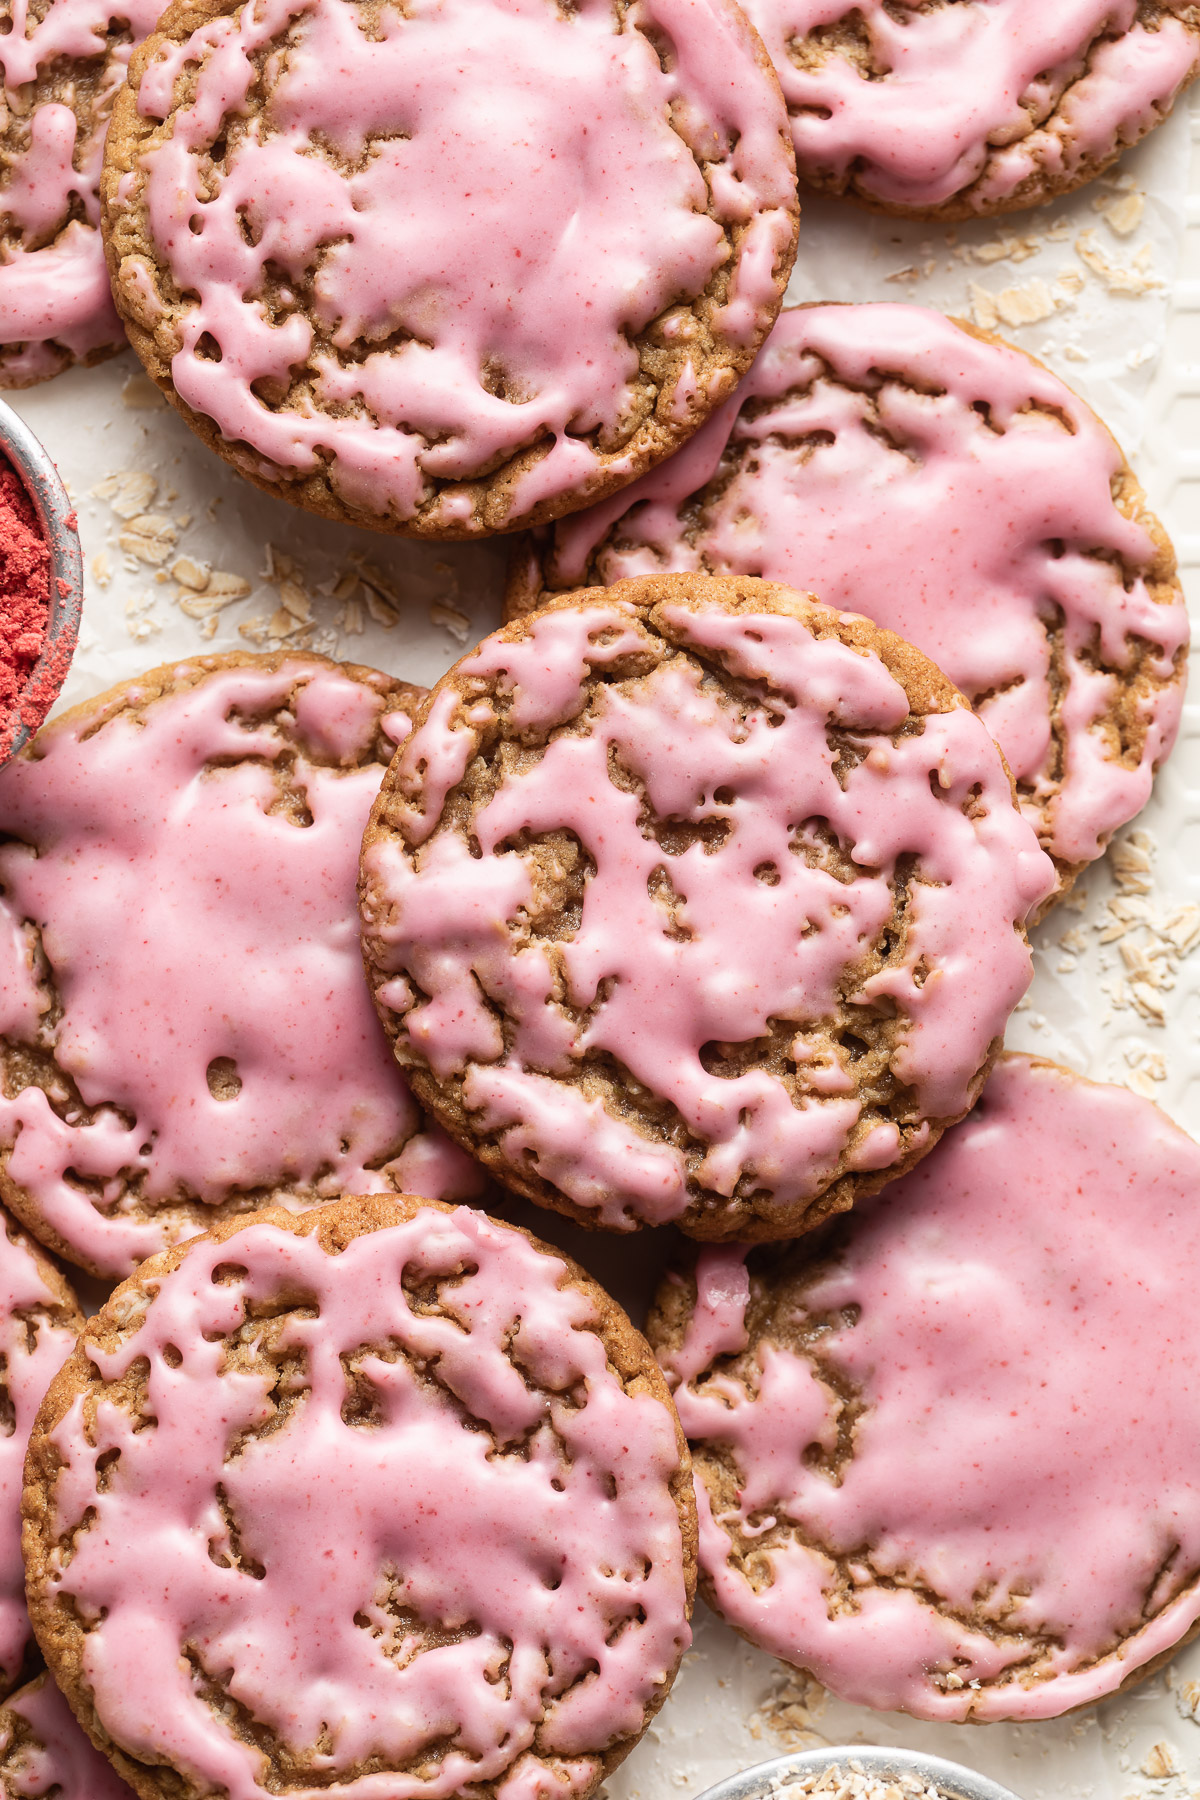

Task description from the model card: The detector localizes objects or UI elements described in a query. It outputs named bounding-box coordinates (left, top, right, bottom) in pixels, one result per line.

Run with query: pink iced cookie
left=509, top=304, right=1189, bottom=894
left=100, top=0, right=799, bottom=538
left=730, top=0, right=1200, bottom=218
left=652, top=1051, right=1200, bottom=1721
left=360, top=577, right=1054, bottom=1241
left=0, top=0, right=161, bottom=386
left=0, top=1209, right=80, bottom=1697
left=24, top=1196, right=696, bottom=1800
left=0, top=651, right=485, bottom=1281
left=0, top=1674, right=136, bottom=1799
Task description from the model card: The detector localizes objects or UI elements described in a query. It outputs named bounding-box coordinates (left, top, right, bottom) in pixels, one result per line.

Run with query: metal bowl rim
left=693, top=1747, right=1024, bottom=1800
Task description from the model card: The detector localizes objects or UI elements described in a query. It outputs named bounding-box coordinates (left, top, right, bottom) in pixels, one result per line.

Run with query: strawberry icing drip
left=662, top=1055, right=1200, bottom=1721
left=0, top=660, right=481, bottom=1279
left=0, top=1675, right=135, bottom=1798
left=122, top=0, right=795, bottom=527
left=363, top=597, right=1053, bottom=1228
left=43, top=1208, right=691, bottom=1800
left=546, top=305, right=1189, bottom=868
left=740, top=0, right=1198, bottom=210
left=0, top=1218, right=77, bottom=1690
left=0, top=0, right=161, bottom=378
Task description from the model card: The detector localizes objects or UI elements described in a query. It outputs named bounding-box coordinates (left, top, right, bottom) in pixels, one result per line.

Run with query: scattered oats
left=767, top=1762, right=948, bottom=1800
left=264, top=543, right=302, bottom=583
left=92, top=469, right=158, bottom=519
left=342, top=597, right=365, bottom=635
left=1058, top=927, right=1087, bottom=955
left=207, top=571, right=252, bottom=600
left=968, top=282, right=1000, bottom=331
left=1056, top=957, right=1077, bottom=974
left=885, top=265, right=923, bottom=284
left=279, top=579, right=312, bottom=624
left=973, top=233, right=1041, bottom=264
left=430, top=599, right=471, bottom=643
left=1141, top=1744, right=1181, bottom=1780
left=1053, top=266, right=1086, bottom=301
left=995, top=279, right=1058, bottom=327
left=121, top=372, right=165, bottom=409
left=1062, top=343, right=1090, bottom=362
left=171, top=555, right=211, bottom=592
left=1127, top=343, right=1157, bottom=370
left=177, top=577, right=250, bottom=623
left=90, top=550, right=112, bottom=588
left=1174, top=1678, right=1200, bottom=1723
left=1098, top=190, right=1145, bottom=236
left=352, top=558, right=403, bottom=611
left=1164, top=906, right=1200, bottom=958
left=1074, top=231, right=1161, bottom=295
left=268, top=606, right=299, bottom=638
left=363, top=587, right=398, bottom=628
left=749, top=1669, right=828, bottom=1753
left=165, top=488, right=178, bottom=503
left=197, top=616, right=220, bottom=640
left=175, top=512, right=193, bottom=530
left=1045, top=217, right=1073, bottom=240
left=1014, top=994, right=1031, bottom=1011
left=332, top=570, right=361, bottom=603
left=118, top=513, right=178, bottom=566
left=1129, top=1066, right=1163, bottom=1099
left=238, top=616, right=270, bottom=645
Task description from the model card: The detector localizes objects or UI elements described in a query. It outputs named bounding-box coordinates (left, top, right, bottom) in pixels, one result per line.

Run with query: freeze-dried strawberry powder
left=0, top=457, right=50, bottom=762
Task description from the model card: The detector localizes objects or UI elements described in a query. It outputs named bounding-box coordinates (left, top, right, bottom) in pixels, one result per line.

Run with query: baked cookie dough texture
left=360, top=578, right=1054, bottom=1241
left=101, top=0, right=799, bottom=536
left=510, top=304, right=1189, bottom=898
left=749, top=0, right=1200, bottom=218
left=0, top=0, right=160, bottom=385
left=0, top=1673, right=136, bottom=1799
left=0, top=652, right=482, bottom=1281
left=23, top=1196, right=696, bottom=1800
left=651, top=1054, right=1200, bottom=1722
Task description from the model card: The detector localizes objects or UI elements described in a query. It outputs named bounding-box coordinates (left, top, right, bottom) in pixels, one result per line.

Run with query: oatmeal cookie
left=0, top=1674, right=135, bottom=1798
left=360, top=576, right=1054, bottom=1241
left=100, top=0, right=799, bottom=538
left=0, top=1207, right=79, bottom=1697
left=650, top=1052, right=1200, bottom=1721
left=0, top=651, right=485, bottom=1281
left=0, top=0, right=160, bottom=386
left=24, top=1194, right=696, bottom=1800
left=507, top=305, right=1188, bottom=904
left=735, top=0, right=1200, bottom=220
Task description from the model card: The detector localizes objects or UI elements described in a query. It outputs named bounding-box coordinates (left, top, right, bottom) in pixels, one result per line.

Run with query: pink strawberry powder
left=0, top=456, right=52, bottom=762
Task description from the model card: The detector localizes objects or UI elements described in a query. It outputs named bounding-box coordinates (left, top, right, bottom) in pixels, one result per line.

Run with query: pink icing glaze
left=363, top=597, right=1053, bottom=1229
left=0, top=659, right=482, bottom=1279
left=0, top=1675, right=135, bottom=1798
left=662, top=1053, right=1200, bottom=1720
left=0, top=1216, right=77, bottom=1691
left=739, top=0, right=1199, bottom=210
left=545, top=305, right=1189, bottom=868
left=0, top=0, right=161, bottom=374
left=42, top=1207, right=691, bottom=1799
left=120, top=0, right=795, bottom=527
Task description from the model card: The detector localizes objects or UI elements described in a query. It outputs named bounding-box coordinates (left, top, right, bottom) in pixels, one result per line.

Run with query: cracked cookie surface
left=0, top=0, right=161, bottom=386
left=100, top=0, right=798, bottom=538
left=0, top=650, right=484, bottom=1281
left=360, top=576, right=1054, bottom=1241
left=0, top=1673, right=136, bottom=1799
left=731, top=0, right=1200, bottom=219
left=649, top=1052, right=1200, bottom=1721
left=23, top=1195, right=696, bottom=1800
left=507, top=305, right=1189, bottom=904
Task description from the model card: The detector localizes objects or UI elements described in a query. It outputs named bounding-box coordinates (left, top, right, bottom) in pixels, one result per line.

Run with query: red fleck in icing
left=124, top=0, right=796, bottom=527
left=0, top=660, right=482, bottom=1278
left=740, top=0, right=1199, bottom=212
left=363, top=595, right=1053, bottom=1228
left=0, top=0, right=161, bottom=379
left=42, top=1207, right=691, bottom=1799
left=0, top=1218, right=77, bottom=1692
left=0, top=458, right=49, bottom=763
left=0, top=1674, right=135, bottom=1798
left=546, top=305, right=1189, bottom=868
left=662, top=1054, right=1200, bottom=1720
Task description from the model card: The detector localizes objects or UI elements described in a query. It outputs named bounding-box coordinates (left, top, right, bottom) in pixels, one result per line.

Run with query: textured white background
left=8, top=86, right=1200, bottom=1800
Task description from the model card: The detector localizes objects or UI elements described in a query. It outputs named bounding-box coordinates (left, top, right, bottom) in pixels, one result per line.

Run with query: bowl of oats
left=694, top=1750, right=1024, bottom=1800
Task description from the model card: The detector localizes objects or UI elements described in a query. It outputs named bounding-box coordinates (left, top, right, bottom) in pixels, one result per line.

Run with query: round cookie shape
left=360, top=576, right=1054, bottom=1241
left=0, top=651, right=484, bottom=1281
left=0, top=1674, right=136, bottom=1799
left=732, top=0, right=1200, bottom=219
left=0, top=1206, right=80, bottom=1697
left=508, top=304, right=1189, bottom=898
left=100, top=0, right=799, bottom=539
left=650, top=1052, right=1200, bottom=1722
left=0, top=0, right=161, bottom=387
left=23, top=1195, right=697, bottom=1800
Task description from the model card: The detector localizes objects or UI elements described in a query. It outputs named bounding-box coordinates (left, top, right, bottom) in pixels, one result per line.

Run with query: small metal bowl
left=694, top=1749, right=1024, bottom=1800
left=0, top=395, right=84, bottom=763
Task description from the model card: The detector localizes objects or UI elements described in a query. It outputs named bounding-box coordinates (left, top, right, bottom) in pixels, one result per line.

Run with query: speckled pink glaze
left=0, top=1218, right=76, bottom=1692
left=122, top=0, right=795, bottom=526
left=0, top=660, right=481, bottom=1279
left=545, top=305, right=1189, bottom=869
left=364, top=598, right=1053, bottom=1228
left=42, top=1207, right=691, bottom=1800
left=662, top=1053, right=1200, bottom=1721
left=745, top=0, right=1198, bottom=210
left=0, top=0, right=160, bottom=380
left=0, top=1675, right=135, bottom=1799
